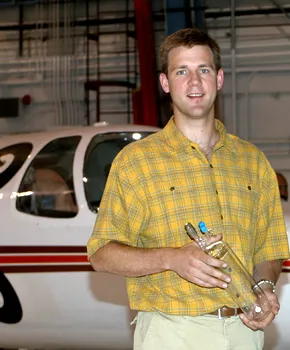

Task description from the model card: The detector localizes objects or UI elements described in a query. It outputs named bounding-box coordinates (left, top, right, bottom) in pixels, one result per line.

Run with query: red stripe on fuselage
left=0, top=246, right=86, bottom=254
left=0, top=246, right=289, bottom=273
left=0, top=255, right=88, bottom=264
left=1, top=265, right=94, bottom=273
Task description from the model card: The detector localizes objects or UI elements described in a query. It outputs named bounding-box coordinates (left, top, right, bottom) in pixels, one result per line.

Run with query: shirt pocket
left=223, top=180, right=259, bottom=213
left=222, top=180, right=259, bottom=257
left=144, top=179, right=194, bottom=247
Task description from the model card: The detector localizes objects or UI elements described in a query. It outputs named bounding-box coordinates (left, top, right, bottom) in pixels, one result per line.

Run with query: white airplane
left=0, top=122, right=289, bottom=350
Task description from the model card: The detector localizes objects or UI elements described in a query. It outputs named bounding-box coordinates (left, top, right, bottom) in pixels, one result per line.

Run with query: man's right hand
left=168, top=234, right=231, bottom=288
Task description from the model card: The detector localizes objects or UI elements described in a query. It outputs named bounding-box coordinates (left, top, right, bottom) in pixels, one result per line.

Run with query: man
left=87, top=28, right=289, bottom=349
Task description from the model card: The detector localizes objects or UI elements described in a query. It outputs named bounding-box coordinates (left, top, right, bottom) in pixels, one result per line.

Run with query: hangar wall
left=0, top=0, right=289, bottom=180
left=0, top=0, right=139, bottom=131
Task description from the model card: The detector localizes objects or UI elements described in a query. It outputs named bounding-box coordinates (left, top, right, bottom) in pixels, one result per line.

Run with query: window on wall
left=16, top=136, right=81, bottom=218
left=0, top=143, right=33, bottom=189
left=83, top=132, right=153, bottom=212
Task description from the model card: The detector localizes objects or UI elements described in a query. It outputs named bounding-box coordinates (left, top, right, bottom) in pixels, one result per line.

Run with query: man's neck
left=174, top=115, right=217, bottom=143
left=174, top=115, right=220, bottom=161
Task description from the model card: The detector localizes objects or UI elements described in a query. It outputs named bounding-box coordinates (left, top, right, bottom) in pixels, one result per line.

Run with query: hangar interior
left=0, top=0, right=289, bottom=181
left=0, top=2, right=290, bottom=350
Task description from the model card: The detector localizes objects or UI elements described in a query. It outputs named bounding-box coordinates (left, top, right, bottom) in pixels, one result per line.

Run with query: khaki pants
left=133, top=311, right=264, bottom=350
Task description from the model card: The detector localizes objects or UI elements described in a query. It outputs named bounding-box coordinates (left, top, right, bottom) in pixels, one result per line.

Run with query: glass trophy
left=184, top=221, right=272, bottom=321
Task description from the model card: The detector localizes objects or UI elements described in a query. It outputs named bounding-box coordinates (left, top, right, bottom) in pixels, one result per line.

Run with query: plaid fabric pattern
left=87, top=117, right=289, bottom=316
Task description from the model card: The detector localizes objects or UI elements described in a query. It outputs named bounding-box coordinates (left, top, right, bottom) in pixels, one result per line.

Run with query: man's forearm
left=253, top=259, right=284, bottom=284
left=89, top=242, right=175, bottom=277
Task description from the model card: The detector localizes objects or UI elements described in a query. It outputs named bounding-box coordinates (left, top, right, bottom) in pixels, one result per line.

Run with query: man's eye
left=177, top=70, right=186, bottom=75
left=200, top=68, right=209, bottom=74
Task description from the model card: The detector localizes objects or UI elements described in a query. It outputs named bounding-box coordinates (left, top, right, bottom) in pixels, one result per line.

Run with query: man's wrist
left=161, top=248, right=177, bottom=271
left=253, top=279, right=276, bottom=293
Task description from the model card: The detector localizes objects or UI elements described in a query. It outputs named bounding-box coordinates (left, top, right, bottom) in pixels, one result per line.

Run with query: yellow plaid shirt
left=87, top=117, right=289, bottom=316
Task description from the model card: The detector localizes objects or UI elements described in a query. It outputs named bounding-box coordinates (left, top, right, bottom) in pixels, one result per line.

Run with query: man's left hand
left=239, top=290, right=280, bottom=331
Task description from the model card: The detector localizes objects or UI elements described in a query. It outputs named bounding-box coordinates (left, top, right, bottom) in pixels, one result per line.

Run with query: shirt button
left=221, top=215, right=223, bottom=220
left=210, top=164, right=213, bottom=168
left=216, top=190, right=218, bottom=194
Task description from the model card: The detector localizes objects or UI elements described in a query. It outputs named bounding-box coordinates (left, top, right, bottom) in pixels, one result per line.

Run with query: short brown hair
left=159, top=28, right=221, bottom=75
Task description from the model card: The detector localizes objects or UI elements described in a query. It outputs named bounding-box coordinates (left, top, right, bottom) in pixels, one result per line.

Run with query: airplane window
left=16, top=136, right=81, bottom=218
left=0, top=143, right=33, bottom=189
left=83, top=132, right=154, bottom=212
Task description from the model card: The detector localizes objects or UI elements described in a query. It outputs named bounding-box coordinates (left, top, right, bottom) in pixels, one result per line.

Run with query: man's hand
left=240, top=290, right=280, bottom=330
left=168, top=234, right=231, bottom=289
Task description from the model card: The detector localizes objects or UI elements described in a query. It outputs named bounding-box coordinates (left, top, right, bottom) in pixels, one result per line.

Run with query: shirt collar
left=215, top=119, right=238, bottom=154
left=160, top=116, right=238, bottom=154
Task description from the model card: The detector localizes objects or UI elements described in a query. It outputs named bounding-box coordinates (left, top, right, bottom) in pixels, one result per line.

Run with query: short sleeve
left=254, top=164, right=290, bottom=265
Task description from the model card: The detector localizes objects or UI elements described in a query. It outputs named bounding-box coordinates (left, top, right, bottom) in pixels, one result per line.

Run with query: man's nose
left=188, top=71, right=201, bottom=86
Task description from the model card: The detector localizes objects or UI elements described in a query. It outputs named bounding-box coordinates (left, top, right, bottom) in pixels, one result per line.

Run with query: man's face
left=159, top=45, right=224, bottom=121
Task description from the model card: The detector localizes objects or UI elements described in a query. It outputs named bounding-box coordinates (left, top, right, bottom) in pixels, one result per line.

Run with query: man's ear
left=159, top=73, right=170, bottom=93
left=217, top=69, right=224, bottom=91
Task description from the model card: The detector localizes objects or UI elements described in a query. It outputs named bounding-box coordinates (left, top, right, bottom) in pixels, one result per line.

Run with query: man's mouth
left=187, top=93, right=204, bottom=97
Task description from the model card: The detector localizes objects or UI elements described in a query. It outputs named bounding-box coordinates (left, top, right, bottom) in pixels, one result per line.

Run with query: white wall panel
left=249, top=94, right=290, bottom=139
